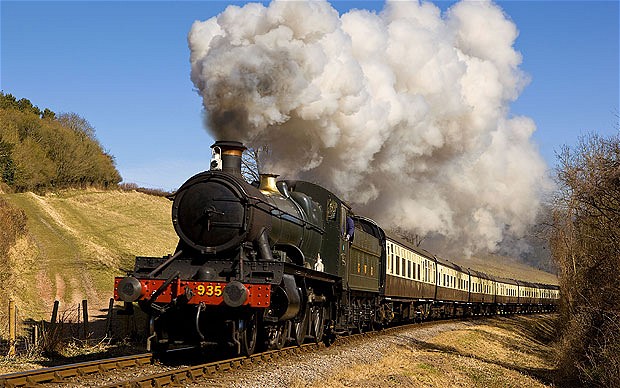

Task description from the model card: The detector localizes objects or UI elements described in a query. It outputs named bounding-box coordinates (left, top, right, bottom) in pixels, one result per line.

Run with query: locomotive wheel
left=275, top=322, right=288, bottom=350
left=240, top=313, right=258, bottom=356
left=293, top=306, right=308, bottom=346
left=310, top=305, right=325, bottom=344
left=264, top=322, right=287, bottom=350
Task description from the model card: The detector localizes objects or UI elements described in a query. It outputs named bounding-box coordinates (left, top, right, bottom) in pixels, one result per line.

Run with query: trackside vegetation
left=0, top=198, right=27, bottom=284
left=550, top=132, right=620, bottom=386
left=0, top=92, right=121, bottom=192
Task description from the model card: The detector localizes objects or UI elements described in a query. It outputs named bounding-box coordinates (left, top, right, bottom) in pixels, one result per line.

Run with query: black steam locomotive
left=114, top=140, right=559, bottom=355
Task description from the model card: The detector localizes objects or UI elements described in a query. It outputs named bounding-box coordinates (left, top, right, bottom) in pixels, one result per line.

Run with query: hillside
left=458, top=254, right=558, bottom=285
left=0, top=189, right=177, bottom=321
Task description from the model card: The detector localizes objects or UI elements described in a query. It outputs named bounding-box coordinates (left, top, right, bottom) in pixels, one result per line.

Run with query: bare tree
left=550, top=132, right=620, bottom=386
left=241, top=145, right=271, bottom=184
left=390, top=226, right=425, bottom=247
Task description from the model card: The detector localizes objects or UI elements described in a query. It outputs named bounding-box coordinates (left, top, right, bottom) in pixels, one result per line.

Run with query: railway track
left=101, top=344, right=320, bottom=388
left=0, top=319, right=453, bottom=388
left=0, top=353, right=153, bottom=388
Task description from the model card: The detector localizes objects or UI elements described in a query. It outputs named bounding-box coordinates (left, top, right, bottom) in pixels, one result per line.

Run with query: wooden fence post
left=82, top=299, right=89, bottom=340
left=32, top=323, right=39, bottom=347
left=50, top=301, right=59, bottom=324
left=8, top=299, right=16, bottom=357
left=105, top=298, right=114, bottom=337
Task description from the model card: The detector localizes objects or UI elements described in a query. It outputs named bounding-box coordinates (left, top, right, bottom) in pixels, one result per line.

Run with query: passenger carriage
left=495, top=277, right=519, bottom=313
left=383, top=234, right=437, bottom=321
left=434, top=257, right=469, bottom=317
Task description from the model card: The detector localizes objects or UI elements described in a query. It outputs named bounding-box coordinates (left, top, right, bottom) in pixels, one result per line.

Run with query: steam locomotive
left=114, top=140, right=559, bottom=355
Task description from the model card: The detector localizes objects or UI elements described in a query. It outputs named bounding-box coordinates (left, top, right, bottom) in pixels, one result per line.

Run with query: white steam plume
left=188, top=0, right=550, bottom=256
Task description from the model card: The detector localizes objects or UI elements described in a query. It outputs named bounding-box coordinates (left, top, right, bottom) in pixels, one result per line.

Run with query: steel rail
left=99, top=344, right=318, bottom=388
left=0, top=353, right=153, bottom=388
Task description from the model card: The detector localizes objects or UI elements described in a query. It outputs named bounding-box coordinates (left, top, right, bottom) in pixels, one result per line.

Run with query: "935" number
left=196, top=284, right=223, bottom=297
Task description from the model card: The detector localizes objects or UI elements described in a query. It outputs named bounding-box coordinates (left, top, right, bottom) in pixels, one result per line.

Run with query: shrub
left=0, top=197, right=27, bottom=257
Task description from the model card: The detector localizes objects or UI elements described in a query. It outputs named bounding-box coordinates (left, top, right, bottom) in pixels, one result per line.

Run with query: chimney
left=210, top=141, right=246, bottom=176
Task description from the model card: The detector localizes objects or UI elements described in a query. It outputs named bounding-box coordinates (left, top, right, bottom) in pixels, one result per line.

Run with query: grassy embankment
left=0, top=189, right=177, bottom=322
left=303, top=315, right=559, bottom=387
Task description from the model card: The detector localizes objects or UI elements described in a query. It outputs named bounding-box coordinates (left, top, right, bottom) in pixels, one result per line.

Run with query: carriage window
left=402, top=258, right=406, bottom=278
left=395, top=256, right=400, bottom=276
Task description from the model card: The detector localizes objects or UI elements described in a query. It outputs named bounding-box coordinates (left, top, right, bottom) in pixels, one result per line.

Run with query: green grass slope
left=1, top=189, right=177, bottom=321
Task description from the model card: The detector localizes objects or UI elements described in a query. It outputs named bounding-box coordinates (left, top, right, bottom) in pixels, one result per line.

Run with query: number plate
left=114, top=278, right=271, bottom=307
left=191, top=281, right=224, bottom=302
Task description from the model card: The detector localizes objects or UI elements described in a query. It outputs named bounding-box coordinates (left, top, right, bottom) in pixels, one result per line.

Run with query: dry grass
left=296, top=315, right=558, bottom=388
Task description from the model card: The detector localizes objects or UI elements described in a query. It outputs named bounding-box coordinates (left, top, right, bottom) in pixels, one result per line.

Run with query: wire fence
left=0, top=298, right=145, bottom=357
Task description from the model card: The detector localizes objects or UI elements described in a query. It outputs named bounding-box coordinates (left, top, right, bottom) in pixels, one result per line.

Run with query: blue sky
left=1, top=1, right=618, bottom=191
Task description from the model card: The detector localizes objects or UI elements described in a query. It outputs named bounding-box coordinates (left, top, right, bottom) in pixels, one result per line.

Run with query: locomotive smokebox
left=210, top=141, right=246, bottom=177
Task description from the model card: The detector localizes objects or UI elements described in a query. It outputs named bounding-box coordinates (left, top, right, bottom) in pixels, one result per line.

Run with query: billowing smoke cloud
left=188, top=0, right=550, bottom=256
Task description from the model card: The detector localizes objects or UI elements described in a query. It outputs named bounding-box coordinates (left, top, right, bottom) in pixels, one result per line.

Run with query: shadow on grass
left=395, top=314, right=570, bottom=386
